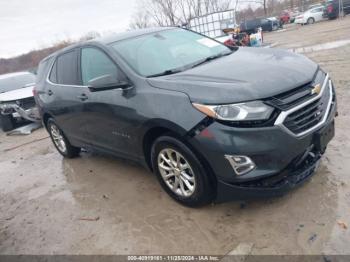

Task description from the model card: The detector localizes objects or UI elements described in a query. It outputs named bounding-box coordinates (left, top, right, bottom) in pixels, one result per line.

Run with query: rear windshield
left=0, top=73, right=35, bottom=93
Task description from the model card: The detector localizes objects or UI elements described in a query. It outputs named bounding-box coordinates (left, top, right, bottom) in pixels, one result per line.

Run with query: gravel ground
left=1, top=17, right=350, bottom=255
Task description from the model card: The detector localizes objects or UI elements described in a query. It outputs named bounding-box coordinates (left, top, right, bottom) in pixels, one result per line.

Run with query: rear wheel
left=0, top=114, right=15, bottom=132
left=47, top=118, right=80, bottom=158
left=307, top=17, right=315, bottom=24
left=151, top=135, right=215, bottom=207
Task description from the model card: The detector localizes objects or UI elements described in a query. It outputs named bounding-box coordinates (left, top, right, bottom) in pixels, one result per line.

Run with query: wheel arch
left=141, top=120, right=217, bottom=194
left=142, top=119, right=187, bottom=171
left=42, top=112, right=53, bottom=129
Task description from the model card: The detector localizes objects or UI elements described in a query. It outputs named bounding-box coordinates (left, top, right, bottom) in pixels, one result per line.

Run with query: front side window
left=81, top=47, right=119, bottom=86
left=56, top=50, right=79, bottom=85
left=111, top=28, right=231, bottom=77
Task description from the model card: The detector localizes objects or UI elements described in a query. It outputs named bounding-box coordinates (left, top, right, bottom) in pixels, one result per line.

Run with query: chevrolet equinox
left=34, top=27, right=336, bottom=206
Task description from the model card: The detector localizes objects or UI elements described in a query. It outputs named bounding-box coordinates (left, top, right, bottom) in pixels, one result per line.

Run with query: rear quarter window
left=49, top=60, right=57, bottom=83
left=36, top=57, right=53, bottom=83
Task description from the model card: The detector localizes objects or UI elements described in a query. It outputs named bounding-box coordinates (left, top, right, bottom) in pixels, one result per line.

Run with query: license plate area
left=314, top=121, right=335, bottom=153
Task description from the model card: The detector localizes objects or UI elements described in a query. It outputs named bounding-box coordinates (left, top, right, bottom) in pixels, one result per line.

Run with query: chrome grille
left=274, top=74, right=333, bottom=137
left=283, top=85, right=330, bottom=134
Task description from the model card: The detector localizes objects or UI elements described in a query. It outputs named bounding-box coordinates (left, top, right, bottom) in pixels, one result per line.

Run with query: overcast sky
left=0, top=0, right=136, bottom=58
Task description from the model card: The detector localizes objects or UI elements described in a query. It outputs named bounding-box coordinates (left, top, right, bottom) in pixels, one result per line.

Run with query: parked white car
left=0, top=72, right=40, bottom=131
left=294, top=6, right=325, bottom=24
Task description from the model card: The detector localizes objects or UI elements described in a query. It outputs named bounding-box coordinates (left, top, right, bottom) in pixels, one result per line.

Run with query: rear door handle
left=47, top=90, right=53, bottom=96
left=77, top=94, right=88, bottom=101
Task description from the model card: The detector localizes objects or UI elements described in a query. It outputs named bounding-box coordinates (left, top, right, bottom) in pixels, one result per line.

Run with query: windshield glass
left=110, top=28, right=231, bottom=77
left=0, top=72, right=35, bottom=93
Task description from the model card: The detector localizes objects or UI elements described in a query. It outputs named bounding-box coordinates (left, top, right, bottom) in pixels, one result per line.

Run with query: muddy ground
left=1, top=17, right=350, bottom=255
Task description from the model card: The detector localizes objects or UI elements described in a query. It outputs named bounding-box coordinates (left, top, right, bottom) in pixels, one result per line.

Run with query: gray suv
left=34, top=27, right=336, bottom=206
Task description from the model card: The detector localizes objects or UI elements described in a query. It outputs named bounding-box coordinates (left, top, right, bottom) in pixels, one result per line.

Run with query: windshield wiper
left=191, top=51, right=232, bottom=69
left=147, top=69, right=183, bottom=78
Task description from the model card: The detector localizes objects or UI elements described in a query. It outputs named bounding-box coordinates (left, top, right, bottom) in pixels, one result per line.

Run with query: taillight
left=328, top=5, right=333, bottom=13
left=32, top=87, right=37, bottom=96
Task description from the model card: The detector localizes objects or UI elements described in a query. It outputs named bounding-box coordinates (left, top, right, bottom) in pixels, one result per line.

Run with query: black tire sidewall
left=0, top=114, right=15, bottom=132
left=151, top=136, right=214, bottom=207
left=307, top=18, right=314, bottom=24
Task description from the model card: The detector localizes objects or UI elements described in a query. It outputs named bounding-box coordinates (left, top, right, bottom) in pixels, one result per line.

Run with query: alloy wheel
left=50, top=124, right=67, bottom=153
left=157, top=148, right=196, bottom=197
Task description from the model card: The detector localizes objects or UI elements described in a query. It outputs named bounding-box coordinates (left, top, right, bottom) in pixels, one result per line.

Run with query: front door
left=79, top=46, right=137, bottom=157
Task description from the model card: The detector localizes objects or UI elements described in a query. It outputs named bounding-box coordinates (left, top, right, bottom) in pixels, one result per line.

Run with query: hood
left=0, top=85, right=34, bottom=102
left=147, top=47, right=318, bottom=104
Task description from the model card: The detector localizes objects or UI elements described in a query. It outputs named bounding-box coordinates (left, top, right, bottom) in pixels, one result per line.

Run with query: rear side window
left=81, top=47, right=119, bottom=85
left=56, top=50, right=80, bottom=85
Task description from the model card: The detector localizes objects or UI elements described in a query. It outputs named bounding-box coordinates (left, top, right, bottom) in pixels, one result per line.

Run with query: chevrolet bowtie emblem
left=311, top=84, right=321, bottom=95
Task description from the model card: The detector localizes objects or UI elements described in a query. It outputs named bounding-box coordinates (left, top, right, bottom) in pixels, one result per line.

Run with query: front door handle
left=77, top=94, right=88, bottom=101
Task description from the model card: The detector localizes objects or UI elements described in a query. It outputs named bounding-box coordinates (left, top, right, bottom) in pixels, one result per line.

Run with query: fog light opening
left=225, top=155, right=256, bottom=176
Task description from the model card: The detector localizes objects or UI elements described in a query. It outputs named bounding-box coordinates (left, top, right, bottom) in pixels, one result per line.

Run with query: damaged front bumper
left=215, top=152, right=321, bottom=203
left=0, top=103, right=41, bottom=122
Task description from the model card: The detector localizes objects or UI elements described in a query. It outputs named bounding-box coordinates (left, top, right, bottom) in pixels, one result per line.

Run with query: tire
left=307, top=17, right=315, bottom=24
left=47, top=118, right=80, bottom=158
left=0, top=114, right=15, bottom=132
left=151, top=135, right=215, bottom=207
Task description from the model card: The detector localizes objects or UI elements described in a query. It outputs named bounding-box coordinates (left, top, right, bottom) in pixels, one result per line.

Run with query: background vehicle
left=279, top=11, right=291, bottom=24
left=294, top=6, right=325, bottom=24
left=0, top=72, right=38, bottom=132
left=240, top=18, right=275, bottom=33
left=323, top=0, right=350, bottom=19
left=267, top=17, right=282, bottom=30
left=290, top=10, right=301, bottom=23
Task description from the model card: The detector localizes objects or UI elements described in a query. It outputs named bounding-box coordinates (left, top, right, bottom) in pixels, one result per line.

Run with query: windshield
left=0, top=72, right=35, bottom=93
left=110, top=28, right=232, bottom=77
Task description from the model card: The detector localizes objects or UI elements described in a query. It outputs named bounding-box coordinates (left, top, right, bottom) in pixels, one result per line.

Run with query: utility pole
left=339, top=0, right=343, bottom=19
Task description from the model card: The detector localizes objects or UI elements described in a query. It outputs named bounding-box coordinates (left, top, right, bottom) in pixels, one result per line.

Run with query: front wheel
left=307, top=17, right=315, bottom=24
left=47, top=118, right=80, bottom=158
left=151, top=135, right=215, bottom=207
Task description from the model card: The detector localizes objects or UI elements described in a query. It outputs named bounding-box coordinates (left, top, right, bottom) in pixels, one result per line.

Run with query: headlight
left=192, top=101, right=274, bottom=121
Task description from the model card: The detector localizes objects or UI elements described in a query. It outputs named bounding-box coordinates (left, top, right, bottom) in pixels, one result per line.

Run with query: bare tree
left=130, top=0, right=235, bottom=28
left=129, top=9, right=153, bottom=29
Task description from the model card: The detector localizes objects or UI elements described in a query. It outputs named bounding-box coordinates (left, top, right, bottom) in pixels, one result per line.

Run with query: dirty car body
left=0, top=72, right=40, bottom=132
left=34, top=27, right=336, bottom=206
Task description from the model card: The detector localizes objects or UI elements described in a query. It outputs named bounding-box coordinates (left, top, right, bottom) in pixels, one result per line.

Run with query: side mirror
left=87, top=74, right=131, bottom=92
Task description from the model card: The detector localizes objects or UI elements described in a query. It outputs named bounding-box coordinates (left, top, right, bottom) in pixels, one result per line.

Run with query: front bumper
left=0, top=103, right=41, bottom=122
left=187, top=79, right=336, bottom=202
left=215, top=151, right=321, bottom=202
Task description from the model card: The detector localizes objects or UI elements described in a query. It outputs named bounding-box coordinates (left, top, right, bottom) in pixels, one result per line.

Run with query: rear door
left=48, top=49, right=90, bottom=145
